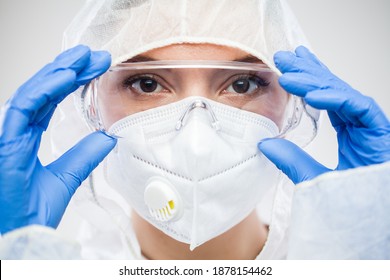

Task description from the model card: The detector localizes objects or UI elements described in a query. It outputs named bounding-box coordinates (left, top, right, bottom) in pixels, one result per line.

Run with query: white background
left=0, top=0, right=389, bottom=167
left=3, top=260, right=390, bottom=279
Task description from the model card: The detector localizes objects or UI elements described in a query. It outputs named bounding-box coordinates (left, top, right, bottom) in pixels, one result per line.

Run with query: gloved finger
left=1, top=45, right=91, bottom=142
left=304, top=89, right=363, bottom=127
left=274, top=48, right=324, bottom=74
left=295, top=46, right=326, bottom=68
left=17, top=45, right=91, bottom=91
left=278, top=72, right=323, bottom=96
left=305, top=89, right=390, bottom=129
left=275, top=47, right=334, bottom=84
left=32, top=50, right=110, bottom=131
left=258, top=138, right=330, bottom=184
left=46, top=131, right=117, bottom=195
left=274, top=50, right=303, bottom=73
left=35, top=105, right=57, bottom=131
left=75, top=50, right=111, bottom=86
left=2, top=47, right=111, bottom=139
left=1, top=69, right=76, bottom=142
left=327, top=110, right=345, bottom=129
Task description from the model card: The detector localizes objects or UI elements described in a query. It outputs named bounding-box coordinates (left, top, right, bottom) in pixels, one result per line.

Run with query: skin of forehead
left=128, top=43, right=264, bottom=63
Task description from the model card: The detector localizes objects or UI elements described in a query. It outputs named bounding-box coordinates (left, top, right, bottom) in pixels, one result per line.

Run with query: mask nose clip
left=175, top=99, right=221, bottom=131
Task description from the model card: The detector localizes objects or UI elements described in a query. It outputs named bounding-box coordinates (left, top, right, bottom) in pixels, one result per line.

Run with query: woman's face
left=97, top=43, right=289, bottom=129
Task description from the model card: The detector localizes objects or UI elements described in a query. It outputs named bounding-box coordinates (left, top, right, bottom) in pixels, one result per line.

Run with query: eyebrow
left=123, top=54, right=265, bottom=64
left=234, top=55, right=265, bottom=64
left=124, top=55, right=156, bottom=63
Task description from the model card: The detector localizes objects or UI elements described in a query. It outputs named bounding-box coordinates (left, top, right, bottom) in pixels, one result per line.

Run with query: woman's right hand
left=0, top=45, right=117, bottom=234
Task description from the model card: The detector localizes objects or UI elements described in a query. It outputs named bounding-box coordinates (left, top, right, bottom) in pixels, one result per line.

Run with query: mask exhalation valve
left=144, top=177, right=183, bottom=222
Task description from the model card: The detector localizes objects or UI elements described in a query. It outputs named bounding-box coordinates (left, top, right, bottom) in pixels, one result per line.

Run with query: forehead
left=126, top=43, right=264, bottom=63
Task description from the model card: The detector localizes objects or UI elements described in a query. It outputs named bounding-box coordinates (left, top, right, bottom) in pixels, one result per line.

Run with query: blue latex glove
left=258, top=46, right=390, bottom=184
left=0, top=45, right=117, bottom=234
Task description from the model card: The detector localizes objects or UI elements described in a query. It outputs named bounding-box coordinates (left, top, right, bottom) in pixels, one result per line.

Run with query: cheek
left=99, top=100, right=122, bottom=130
left=98, top=75, right=163, bottom=129
left=240, top=87, right=289, bottom=130
left=100, top=98, right=155, bottom=129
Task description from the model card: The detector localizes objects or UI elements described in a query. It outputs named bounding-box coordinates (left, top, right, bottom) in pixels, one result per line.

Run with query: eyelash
left=223, top=74, right=271, bottom=95
left=121, top=73, right=271, bottom=95
left=123, top=74, right=162, bottom=87
left=121, top=74, right=170, bottom=96
left=230, top=74, right=270, bottom=87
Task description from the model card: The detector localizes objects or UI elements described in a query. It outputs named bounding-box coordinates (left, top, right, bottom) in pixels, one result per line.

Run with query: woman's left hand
left=258, top=46, right=390, bottom=184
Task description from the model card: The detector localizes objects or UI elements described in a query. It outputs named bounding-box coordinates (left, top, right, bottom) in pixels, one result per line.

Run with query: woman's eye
left=125, top=77, right=164, bottom=94
left=226, top=76, right=270, bottom=94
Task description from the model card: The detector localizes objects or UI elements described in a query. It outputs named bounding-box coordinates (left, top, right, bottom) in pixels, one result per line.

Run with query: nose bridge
left=179, top=68, right=213, bottom=98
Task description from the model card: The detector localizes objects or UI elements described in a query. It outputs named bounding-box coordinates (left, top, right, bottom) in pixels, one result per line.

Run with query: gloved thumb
left=46, top=131, right=117, bottom=194
left=258, top=138, right=330, bottom=184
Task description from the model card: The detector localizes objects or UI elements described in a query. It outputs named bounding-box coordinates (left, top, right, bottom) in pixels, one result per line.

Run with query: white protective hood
left=51, top=0, right=314, bottom=259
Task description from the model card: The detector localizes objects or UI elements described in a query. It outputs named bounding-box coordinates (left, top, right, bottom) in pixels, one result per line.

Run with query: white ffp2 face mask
left=104, top=97, right=281, bottom=250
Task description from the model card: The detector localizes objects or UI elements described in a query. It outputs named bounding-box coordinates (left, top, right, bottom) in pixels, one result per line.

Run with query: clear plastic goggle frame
left=111, top=60, right=274, bottom=71
left=81, top=60, right=319, bottom=146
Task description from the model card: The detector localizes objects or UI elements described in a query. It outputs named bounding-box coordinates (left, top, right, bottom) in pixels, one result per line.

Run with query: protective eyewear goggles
left=81, top=60, right=319, bottom=144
